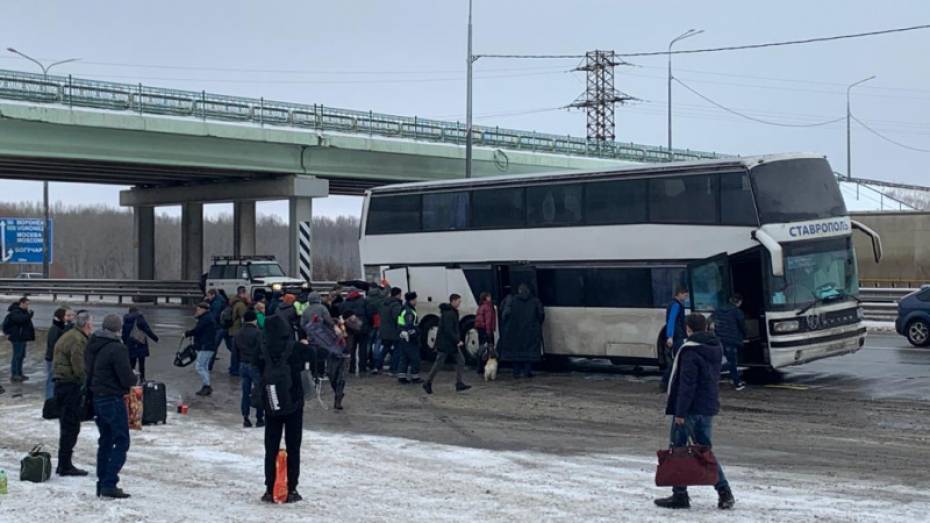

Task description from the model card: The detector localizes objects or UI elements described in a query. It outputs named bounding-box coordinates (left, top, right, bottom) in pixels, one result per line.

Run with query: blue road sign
left=0, top=217, right=53, bottom=264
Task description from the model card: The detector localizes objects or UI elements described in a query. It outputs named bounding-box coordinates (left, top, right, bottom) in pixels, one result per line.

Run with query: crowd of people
left=1, top=280, right=745, bottom=510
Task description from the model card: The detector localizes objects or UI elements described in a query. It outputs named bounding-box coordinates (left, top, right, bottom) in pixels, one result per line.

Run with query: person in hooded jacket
left=121, top=307, right=159, bottom=383
left=339, top=290, right=373, bottom=374
left=236, top=310, right=265, bottom=427
left=185, top=302, right=218, bottom=397
left=423, top=294, right=471, bottom=394
left=3, top=296, right=35, bottom=383
left=375, top=287, right=403, bottom=376
left=85, top=314, right=137, bottom=499
left=713, top=294, right=747, bottom=391
left=499, top=284, right=545, bottom=379
left=45, top=306, right=74, bottom=400
left=655, top=313, right=735, bottom=511
left=276, top=294, right=305, bottom=341
left=253, top=314, right=311, bottom=503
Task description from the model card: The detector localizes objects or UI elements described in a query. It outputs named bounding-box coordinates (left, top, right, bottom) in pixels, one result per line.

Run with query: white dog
left=484, top=357, right=498, bottom=381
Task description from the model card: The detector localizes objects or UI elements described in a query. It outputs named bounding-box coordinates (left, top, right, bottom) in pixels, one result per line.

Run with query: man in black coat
left=423, top=294, right=471, bottom=394
left=375, top=287, right=404, bottom=376
left=713, top=294, right=747, bottom=390
left=85, top=314, right=137, bottom=499
left=499, top=284, right=545, bottom=378
left=236, top=310, right=265, bottom=427
left=655, top=313, right=735, bottom=511
left=253, top=314, right=310, bottom=504
left=3, top=296, right=36, bottom=383
left=185, top=302, right=218, bottom=397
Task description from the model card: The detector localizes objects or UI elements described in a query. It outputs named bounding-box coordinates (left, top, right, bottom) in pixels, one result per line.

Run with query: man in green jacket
left=52, top=310, right=94, bottom=476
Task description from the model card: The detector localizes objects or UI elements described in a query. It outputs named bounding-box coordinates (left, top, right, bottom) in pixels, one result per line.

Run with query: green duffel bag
left=20, top=445, right=52, bottom=483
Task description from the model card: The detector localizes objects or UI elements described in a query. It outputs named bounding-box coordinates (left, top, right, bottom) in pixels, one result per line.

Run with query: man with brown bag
left=655, top=313, right=735, bottom=510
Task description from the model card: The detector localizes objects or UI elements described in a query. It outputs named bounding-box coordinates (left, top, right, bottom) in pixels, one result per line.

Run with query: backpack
left=219, top=306, right=234, bottom=330
left=261, top=341, right=296, bottom=418
left=1, top=313, right=11, bottom=336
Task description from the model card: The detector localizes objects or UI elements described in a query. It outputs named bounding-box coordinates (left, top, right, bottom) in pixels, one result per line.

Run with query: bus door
left=495, top=264, right=538, bottom=303
left=728, top=249, right=768, bottom=366
left=383, top=267, right=409, bottom=296
left=687, top=253, right=731, bottom=313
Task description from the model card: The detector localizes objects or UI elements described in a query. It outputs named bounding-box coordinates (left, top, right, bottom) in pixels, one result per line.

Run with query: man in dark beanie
left=253, top=314, right=310, bottom=503
left=85, top=314, right=137, bottom=499
left=236, top=309, right=264, bottom=428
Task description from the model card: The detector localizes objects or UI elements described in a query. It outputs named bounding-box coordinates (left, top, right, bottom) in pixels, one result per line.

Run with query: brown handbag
left=655, top=443, right=719, bottom=487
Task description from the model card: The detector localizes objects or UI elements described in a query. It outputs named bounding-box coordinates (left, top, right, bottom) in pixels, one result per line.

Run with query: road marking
left=763, top=384, right=811, bottom=391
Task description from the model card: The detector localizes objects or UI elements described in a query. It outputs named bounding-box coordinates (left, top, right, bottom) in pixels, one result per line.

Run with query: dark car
left=895, top=287, right=930, bottom=347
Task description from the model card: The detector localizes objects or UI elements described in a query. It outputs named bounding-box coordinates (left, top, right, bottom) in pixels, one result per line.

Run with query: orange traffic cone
left=273, top=450, right=288, bottom=504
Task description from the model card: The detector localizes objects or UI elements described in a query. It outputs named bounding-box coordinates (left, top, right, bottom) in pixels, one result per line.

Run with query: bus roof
left=367, top=152, right=825, bottom=195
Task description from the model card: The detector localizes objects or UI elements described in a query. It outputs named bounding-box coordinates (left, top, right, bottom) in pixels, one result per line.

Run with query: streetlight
left=465, top=0, right=475, bottom=179
left=847, top=75, right=876, bottom=181
left=7, top=48, right=80, bottom=279
left=667, top=29, right=704, bottom=160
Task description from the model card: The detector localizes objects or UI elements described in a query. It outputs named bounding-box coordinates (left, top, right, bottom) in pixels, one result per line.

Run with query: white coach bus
left=358, top=153, right=882, bottom=371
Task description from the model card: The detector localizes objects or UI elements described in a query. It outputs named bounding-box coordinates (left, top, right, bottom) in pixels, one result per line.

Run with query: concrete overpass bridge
left=0, top=68, right=722, bottom=281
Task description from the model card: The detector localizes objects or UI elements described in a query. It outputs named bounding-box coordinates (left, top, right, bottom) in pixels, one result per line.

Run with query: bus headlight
left=272, top=283, right=283, bottom=291
left=856, top=308, right=864, bottom=320
left=773, top=320, right=800, bottom=333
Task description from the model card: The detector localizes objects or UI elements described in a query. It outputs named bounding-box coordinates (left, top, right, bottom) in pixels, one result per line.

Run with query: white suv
left=203, top=255, right=306, bottom=299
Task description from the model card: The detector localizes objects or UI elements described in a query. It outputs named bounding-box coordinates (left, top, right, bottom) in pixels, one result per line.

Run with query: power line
left=674, top=78, right=845, bottom=127
left=852, top=115, right=930, bottom=153
left=477, top=24, right=930, bottom=60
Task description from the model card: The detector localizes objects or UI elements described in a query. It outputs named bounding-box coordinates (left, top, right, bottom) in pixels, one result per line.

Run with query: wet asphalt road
left=13, top=301, right=930, bottom=401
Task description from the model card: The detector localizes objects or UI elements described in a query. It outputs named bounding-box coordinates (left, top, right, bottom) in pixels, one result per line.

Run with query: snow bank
left=0, top=401, right=926, bottom=522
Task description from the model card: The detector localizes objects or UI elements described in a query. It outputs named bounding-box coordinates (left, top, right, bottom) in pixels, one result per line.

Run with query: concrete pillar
left=133, top=206, right=155, bottom=280
left=233, top=201, right=257, bottom=257
left=288, top=197, right=312, bottom=281
left=181, top=202, right=204, bottom=281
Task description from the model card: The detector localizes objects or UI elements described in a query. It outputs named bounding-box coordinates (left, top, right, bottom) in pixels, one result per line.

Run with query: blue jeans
left=10, top=341, right=26, bottom=377
left=45, top=359, right=55, bottom=399
left=374, top=339, right=396, bottom=373
left=240, top=363, right=264, bottom=420
left=723, top=345, right=741, bottom=386
left=196, top=350, right=213, bottom=386
left=94, top=395, right=131, bottom=489
left=669, top=415, right=728, bottom=493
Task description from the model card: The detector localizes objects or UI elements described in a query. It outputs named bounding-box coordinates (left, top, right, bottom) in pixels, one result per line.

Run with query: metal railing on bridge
left=0, top=279, right=341, bottom=305
left=0, top=68, right=724, bottom=164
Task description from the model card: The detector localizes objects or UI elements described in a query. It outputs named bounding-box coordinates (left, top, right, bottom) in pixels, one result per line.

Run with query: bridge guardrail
left=0, top=68, right=724, bottom=164
left=0, top=279, right=343, bottom=305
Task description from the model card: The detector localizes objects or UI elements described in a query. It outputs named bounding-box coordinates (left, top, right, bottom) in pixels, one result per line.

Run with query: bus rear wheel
left=419, top=316, right=439, bottom=362
left=460, top=316, right=480, bottom=366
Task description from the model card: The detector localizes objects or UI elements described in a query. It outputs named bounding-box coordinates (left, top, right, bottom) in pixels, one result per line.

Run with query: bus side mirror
left=851, top=220, right=883, bottom=263
left=752, top=229, right=784, bottom=277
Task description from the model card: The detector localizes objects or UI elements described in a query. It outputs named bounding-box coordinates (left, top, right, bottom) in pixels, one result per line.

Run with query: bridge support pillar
left=233, top=201, right=257, bottom=257
left=288, top=197, right=312, bottom=282
left=181, top=202, right=204, bottom=282
left=133, top=206, right=155, bottom=281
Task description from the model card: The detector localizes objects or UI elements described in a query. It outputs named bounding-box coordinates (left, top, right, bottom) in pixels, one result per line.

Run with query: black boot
left=243, top=417, right=252, bottom=428
left=261, top=491, right=274, bottom=503
left=195, top=385, right=209, bottom=396
left=654, top=492, right=690, bottom=509
left=286, top=490, right=303, bottom=503
left=717, top=486, right=735, bottom=510
left=99, top=487, right=131, bottom=499
left=455, top=382, right=471, bottom=392
left=422, top=381, right=433, bottom=394
left=334, top=395, right=344, bottom=410
left=256, top=417, right=265, bottom=428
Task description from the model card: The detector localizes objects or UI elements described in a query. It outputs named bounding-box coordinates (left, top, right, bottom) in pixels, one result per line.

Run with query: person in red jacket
left=474, top=292, right=497, bottom=375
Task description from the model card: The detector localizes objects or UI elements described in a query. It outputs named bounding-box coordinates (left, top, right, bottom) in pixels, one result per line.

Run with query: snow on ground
left=0, top=401, right=927, bottom=523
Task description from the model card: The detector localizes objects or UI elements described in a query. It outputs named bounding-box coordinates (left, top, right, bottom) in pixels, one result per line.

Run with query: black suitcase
left=141, top=381, right=167, bottom=425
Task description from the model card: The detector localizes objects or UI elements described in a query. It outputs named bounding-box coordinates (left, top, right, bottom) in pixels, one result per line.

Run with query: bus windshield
left=750, top=158, right=846, bottom=224
left=769, top=237, right=859, bottom=310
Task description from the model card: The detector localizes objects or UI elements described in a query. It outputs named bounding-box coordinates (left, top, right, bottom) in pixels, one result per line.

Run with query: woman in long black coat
left=499, top=284, right=545, bottom=378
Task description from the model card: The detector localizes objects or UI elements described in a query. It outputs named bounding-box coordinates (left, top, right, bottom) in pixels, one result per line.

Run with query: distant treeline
left=0, top=203, right=361, bottom=281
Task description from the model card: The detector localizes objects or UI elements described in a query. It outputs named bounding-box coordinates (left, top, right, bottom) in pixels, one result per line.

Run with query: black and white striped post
left=297, top=220, right=312, bottom=282
left=289, top=197, right=313, bottom=282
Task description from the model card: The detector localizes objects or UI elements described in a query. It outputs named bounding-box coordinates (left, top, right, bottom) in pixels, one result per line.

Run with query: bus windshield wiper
left=796, top=290, right=855, bottom=315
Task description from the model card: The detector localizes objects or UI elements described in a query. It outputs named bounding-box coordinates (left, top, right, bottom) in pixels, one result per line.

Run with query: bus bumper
left=768, top=326, right=867, bottom=368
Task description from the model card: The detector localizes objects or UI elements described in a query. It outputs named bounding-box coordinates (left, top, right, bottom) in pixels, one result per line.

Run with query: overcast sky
left=2, top=0, right=929, bottom=217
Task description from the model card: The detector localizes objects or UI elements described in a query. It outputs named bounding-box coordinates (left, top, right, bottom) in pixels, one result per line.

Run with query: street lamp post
left=846, top=75, right=876, bottom=181
left=465, top=0, right=475, bottom=179
left=667, top=29, right=703, bottom=161
left=7, top=48, right=79, bottom=279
